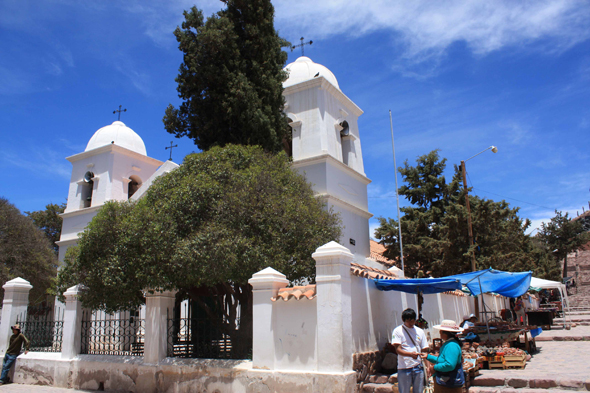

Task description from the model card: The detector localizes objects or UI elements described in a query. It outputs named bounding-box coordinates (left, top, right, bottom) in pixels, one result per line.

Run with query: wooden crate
left=505, top=358, right=526, bottom=369
left=504, top=354, right=526, bottom=362
left=488, top=361, right=505, bottom=369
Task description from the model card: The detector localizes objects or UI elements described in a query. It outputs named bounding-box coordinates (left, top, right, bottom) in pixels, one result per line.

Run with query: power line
left=368, top=189, right=555, bottom=211
left=471, top=187, right=556, bottom=210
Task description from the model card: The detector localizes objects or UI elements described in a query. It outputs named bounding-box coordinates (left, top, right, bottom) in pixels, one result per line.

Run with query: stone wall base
left=12, top=353, right=357, bottom=393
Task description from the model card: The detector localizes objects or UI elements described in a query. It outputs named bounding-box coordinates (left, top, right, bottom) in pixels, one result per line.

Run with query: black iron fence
left=80, top=310, right=145, bottom=356
left=16, top=304, right=64, bottom=353
left=167, top=314, right=237, bottom=359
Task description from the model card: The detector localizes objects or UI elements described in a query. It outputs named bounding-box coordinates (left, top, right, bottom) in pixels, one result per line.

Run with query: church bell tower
left=56, top=121, right=163, bottom=263
left=283, top=56, right=372, bottom=261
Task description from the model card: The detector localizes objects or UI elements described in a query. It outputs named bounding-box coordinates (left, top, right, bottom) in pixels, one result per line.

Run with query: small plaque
left=349, top=238, right=356, bottom=246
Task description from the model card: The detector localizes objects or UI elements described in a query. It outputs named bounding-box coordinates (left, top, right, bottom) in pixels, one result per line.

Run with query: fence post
left=0, top=278, right=32, bottom=355
left=61, top=285, right=85, bottom=359
left=248, top=267, right=289, bottom=370
left=144, top=290, right=176, bottom=363
left=312, top=241, right=354, bottom=373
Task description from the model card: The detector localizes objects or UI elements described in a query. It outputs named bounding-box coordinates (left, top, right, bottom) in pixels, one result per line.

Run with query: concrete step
left=535, top=335, right=590, bottom=341
left=472, top=376, right=590, bottom=390
left=470, top=388, right=584, bottom=393
left=361, top=382, right=397, bottom=393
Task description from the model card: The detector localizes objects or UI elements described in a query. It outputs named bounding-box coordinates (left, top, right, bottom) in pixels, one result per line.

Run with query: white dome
left=85, top=121, right=147, bottom=156
left=283, top=56, right=339, bottom=89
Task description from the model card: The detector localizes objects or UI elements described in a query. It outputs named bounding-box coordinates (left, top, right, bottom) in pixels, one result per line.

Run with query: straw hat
left=11, top=324, right=20, bottom=331
left=433, top=319, right=464, bottom=333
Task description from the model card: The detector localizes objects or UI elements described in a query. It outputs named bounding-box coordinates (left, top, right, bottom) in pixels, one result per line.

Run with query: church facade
left=56, top=56, right=379, bottom=270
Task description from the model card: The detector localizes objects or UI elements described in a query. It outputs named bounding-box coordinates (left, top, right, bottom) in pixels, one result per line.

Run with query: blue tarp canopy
left=445, top=268, right=532, bottom=298
left=374, top=277, right=462, bottom=294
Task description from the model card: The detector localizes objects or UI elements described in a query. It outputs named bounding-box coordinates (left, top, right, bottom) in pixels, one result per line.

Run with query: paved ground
left=478, top=341, right=590, bottom=380
left=471, top=324, right=590, bottom=391
left=535, top=324, right=590, bottom=340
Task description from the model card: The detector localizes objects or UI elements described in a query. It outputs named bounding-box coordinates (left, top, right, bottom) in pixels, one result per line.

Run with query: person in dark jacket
left=0, top=324, right=29, bottom=384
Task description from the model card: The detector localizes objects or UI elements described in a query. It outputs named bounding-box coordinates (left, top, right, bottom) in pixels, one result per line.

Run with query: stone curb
left=535, top=336, right=590, bottom=341
left=472, top=376, right=590, bottom=391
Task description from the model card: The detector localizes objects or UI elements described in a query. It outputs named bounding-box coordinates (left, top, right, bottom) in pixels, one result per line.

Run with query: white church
left=56, top=56, right=387, bottom=272
left=0, top=57, right=486, bottom=392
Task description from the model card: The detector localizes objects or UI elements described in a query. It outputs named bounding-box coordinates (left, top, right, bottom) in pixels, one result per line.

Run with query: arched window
left=128, top=175, right=142, bottom=199
left=81, top=171, right=94, bottom=208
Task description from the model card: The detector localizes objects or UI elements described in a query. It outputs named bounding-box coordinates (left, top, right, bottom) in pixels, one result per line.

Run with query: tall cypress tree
left=163, top=0, right=290, bottom=154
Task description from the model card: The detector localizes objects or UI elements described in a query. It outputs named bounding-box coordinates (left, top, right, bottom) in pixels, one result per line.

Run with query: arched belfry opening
left=128, top=175, right=142, bottom=199
left=81, top=171, right=94, bottom=208
left=338, top=121, right=354, bottom=166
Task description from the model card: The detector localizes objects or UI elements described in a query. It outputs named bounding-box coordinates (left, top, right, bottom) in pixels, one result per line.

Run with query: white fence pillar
left=0, top=278, right=32, bottom=354
left=61, top=285, right=85, bottom=359
left=144, top=290, right=176, bottom=364
left=313, top=241, right=353, bottom=373
left=249, top=267, right=289, bottom=370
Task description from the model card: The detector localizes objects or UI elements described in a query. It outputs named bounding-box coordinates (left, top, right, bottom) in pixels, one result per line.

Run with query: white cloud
left=273, top=0, right=590, bottom=75
left=369, top=220, right=381, bottom=240
left=1, top=147, right=71, bottom=179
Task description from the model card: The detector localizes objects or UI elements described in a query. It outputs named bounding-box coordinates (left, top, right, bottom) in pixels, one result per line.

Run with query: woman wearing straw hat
left=419, top=320, right=464, bottom=393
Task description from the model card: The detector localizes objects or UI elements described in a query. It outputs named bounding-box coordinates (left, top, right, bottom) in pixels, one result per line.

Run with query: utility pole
left=462, top=160, right=479, bottom=317
left=459, top=145, right=497, bottom=319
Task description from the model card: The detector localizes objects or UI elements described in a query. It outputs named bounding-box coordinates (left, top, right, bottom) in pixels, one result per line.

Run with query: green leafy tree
left=375, top=150, right=533, bottom=277
left=25, top=202, right=66, bottom=254
left=56, top=145, right=341, bottom=357
left=527, top=236, right=561, bottom=281
left=0, top=198, right=57, bottom=303
left=163, top=0, right=290, bottom=154
left=538, top=211, right=590, bottom=279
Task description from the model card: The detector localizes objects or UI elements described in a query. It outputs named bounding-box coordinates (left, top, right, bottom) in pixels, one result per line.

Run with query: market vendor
left=419, top=320, right=465, bottom=393
left=514, top=296, right=526, bottom=326
left=461, top=314, right=477, bottom=329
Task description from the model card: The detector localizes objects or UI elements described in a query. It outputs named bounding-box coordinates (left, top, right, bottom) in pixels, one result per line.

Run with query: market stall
left=529, top=276, right=571, bottom=327
left=446, top=268, right=532, bottom=342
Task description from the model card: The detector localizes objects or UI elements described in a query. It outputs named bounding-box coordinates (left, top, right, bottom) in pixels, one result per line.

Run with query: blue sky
left=1, top=0, right=589, bottom=237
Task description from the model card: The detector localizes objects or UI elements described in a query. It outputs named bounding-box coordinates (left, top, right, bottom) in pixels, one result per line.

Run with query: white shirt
left=392, top=324, right=429, bottom=369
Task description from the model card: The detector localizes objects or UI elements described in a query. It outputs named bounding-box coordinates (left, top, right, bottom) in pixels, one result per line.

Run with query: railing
left=81, top=311, right=145, bottom=356
left=17, top=305, right=64, bottom=353
left=167, top=316, right=237, bottom=359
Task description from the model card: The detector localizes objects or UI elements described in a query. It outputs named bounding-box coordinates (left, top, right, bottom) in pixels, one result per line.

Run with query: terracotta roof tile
left=351, top=262, right=398, bottom=280
left=369, top=240, right=398, bottom=268
left=444, top=289, right=467, bottom=297
left=271, top=285, right=316, bottom=302
left=271, top=263, right=400, bottom=302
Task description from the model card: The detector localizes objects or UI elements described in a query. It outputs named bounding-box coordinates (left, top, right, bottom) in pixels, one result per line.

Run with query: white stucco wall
left=350, top=275, right=408, bottom=354
left=274, top=299, right=318, bottom=371
left=292, top=156, right=371, bottom=258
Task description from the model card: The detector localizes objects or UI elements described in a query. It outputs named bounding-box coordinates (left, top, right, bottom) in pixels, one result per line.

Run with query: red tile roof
left=272, top=263, right=399, bottom=302
left=369, top=240, right=398, bottom=268
left=271, top=285, right=316, bottom=302
left=444, top=290, right=467, bottom=297
left=351, top=262, right=398, bottom=280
